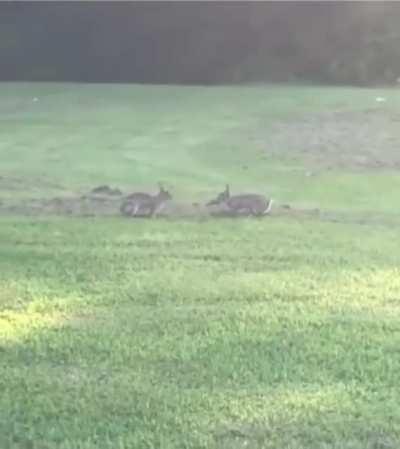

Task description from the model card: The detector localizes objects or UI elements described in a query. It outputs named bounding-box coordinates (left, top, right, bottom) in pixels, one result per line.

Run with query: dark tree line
left=2, top=1, right=400, bottom=85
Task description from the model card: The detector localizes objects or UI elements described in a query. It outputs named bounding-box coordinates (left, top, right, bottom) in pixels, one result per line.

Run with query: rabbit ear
left=159, top=182, right=170, bottom=193
left=225, top=184, right=230, bottom=194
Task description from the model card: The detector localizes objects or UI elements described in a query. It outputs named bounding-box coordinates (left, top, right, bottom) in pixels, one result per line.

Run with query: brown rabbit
left=120, top=184, right=172, bottom=217
left=207, top=185, right=273, bottom=216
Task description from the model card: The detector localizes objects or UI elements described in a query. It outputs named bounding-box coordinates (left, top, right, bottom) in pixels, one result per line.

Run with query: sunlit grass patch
left=0, top=309, right=64, bottom=345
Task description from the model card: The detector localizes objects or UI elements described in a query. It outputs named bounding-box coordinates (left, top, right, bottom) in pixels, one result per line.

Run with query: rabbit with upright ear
left=120, top=183, right=172, bottom=218
left=207, top=185, right=273, bottom=216
left=207, top=184, right=230, bottom=207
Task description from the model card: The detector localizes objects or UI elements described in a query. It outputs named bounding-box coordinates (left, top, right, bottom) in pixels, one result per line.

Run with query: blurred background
left=2, top=1, right=400, bottom=86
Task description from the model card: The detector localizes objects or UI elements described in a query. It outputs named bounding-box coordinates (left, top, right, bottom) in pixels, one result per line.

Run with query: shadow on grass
left=2, top=303, right=400, bottom=449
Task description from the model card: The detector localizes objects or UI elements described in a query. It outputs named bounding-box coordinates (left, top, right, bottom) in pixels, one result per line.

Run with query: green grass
left=1, top=82, right=400, bottom=210
left=1, top=83, right=400, bottom=448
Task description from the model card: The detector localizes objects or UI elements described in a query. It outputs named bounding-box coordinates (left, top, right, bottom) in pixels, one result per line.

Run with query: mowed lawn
left=1, top=83, right=400, bottom=448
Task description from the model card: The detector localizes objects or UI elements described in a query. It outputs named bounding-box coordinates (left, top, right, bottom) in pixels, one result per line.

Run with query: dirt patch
left=0, top=195, right=121, bottom=217
left=1, top=192, right=398, bottom=227
left=267, top=109, right=400, bottom=170
left=0, top=187, right=292, bottom=219
left=0, top=189, right=209, bottom=218
left=90, top=185, right=122, bottom=196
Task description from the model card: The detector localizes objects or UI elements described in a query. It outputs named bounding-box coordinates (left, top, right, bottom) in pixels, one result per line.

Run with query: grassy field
left=1, top=83, right=400, bottom=448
